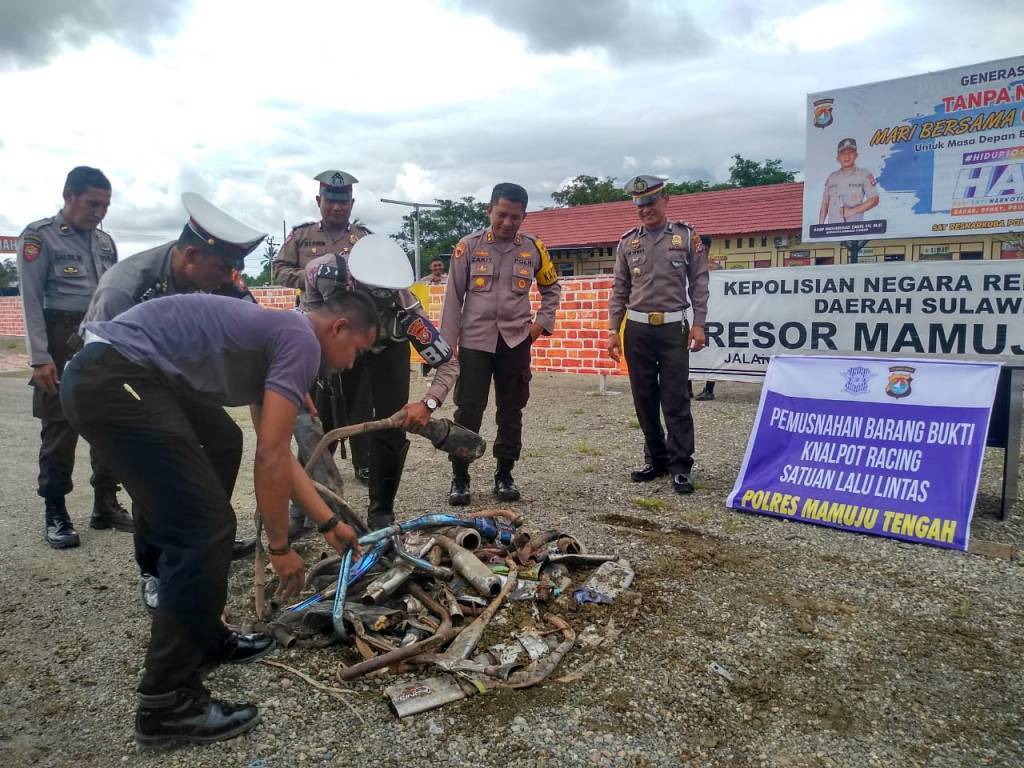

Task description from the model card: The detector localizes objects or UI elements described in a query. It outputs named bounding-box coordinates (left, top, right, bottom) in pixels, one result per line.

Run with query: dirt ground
left=0, top=338, right=1022, bottom=767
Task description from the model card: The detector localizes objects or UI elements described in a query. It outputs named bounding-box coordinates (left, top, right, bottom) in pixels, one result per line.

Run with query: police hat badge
left=632, top=177, right=648, bottom=194
left=348, top=234, right=414, bottom=290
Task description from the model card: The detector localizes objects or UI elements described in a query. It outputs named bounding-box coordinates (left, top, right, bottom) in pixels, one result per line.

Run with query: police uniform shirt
left=822, top=166, right=879, bottom=223
left=302, top=253, right=459, bottom=405
left=608, top=221, right=709, bottom=331
left=272, top=221, right=371, bottom=292
left=17, top=211, right=117, bottom=366
left=81, top=242, right=178, bottom=327
left=85, top=294, right=320, bottom=408
left=439, top=227, right=561, bottom=354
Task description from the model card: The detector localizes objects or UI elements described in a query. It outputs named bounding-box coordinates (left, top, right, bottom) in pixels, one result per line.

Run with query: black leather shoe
left=672, top=473, right=696, bottom=495
left=141, top=573, right=159, bottom=615
left=208, top=631, right=275, bottom=667
left=494, top=473, right=521, bottom=502
left=630, top=464, right=667, bottom=483
left=448, top=477, right=471, bottom=506
left=231, top=537, right=257, bottom=561
left=694, top=389, right=715, bottom=401
left=287, top=502, right=310, bottom=542
left=354, top=467, right=370, bottom=486
left=44, top=498, right=80, bottom=549
left=135, top=690, right=260, bottom=748
left=90, top=489, right=134, bottom=532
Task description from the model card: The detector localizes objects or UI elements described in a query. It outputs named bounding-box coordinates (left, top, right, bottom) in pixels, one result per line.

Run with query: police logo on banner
left=841, top=365, right=875, bottom=395
left=812, top=97, right=834, bottom=129
left=886, top=365, right=915, bottom=399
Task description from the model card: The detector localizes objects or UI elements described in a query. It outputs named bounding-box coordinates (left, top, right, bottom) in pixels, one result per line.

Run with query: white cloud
left=0, top=0, right=1020, bottom=276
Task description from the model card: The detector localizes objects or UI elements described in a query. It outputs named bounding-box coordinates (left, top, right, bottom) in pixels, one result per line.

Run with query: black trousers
left=623, top=320, right=695, bottom=474
left=339, top=340, right=410, bottom=506
left=33, top=309, right=117, bottom=499
left=453, top=336, right=532, bottom=466
left=62, top=343, right=237, bottom=695
left=312, top=372, right=372, bottom=471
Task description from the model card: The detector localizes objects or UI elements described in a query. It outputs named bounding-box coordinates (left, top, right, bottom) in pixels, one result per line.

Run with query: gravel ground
left=1, top=353, right=1022, bottom=768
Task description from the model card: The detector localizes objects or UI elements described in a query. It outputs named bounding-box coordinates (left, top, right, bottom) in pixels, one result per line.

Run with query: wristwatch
left=423, top=397, right=439, bottom=411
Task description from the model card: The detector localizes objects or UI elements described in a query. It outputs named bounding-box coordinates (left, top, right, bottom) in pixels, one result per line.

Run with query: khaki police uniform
left=822, top=166, right=878, bottom=223
left=272, top=222, right=372, bottom=291
left=17, top=211, right=118, bottom=500
left=439, top=227, right=561, bottom=472
left=609, top=219, right=709, bottom=476
left=82, top=242, right=178, bottom=327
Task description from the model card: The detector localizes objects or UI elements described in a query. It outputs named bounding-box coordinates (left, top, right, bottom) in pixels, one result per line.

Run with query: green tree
left=550, top=175, right=630, bottom=207
left=663, top=179, right=735, bottom=195
left=727, top=154, right=796, bottom=187
left=245, top=237, right=278, bottom=286
left=392, top=197, right=490, bottom=273
left=0, top=257, right=17, bottom=289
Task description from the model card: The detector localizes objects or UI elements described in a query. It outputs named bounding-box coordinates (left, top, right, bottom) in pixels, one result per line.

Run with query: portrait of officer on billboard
left=818, top=138, right=880, bottom=224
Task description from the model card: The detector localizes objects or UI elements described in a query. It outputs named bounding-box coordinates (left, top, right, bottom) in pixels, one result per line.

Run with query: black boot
left=44, top=497, right=80, bottom=549
left=449, top=459, right=471, bottom=506
left=287, top=501, right=311, bottom=542
left=135, top=688, right=260, bottom=749
left=494, top=458, right=521, bottom=502
left=231, top=537, right=257, bottom=560
left=90, top=487, right=134, bottom=532
left=366, top=440, right=409, bottom=530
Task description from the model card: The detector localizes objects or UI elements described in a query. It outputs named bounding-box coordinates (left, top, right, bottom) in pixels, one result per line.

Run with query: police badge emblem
left=331, top=172, right=345, bottom=185
left=671, top=234, right=683, bottom=248
left=632, top=178, right=648, bottom=194
left=885, top=366, right=915, bottom=399
left=841, top=366, right=875, bottom=395
left=812, top=98, right=834, bottom=129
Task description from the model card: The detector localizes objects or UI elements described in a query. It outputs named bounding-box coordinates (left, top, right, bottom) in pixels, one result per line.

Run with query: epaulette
left=24, top=216, right=55, bottom=232
left=357, top=224, right=373, bottom=235
left=619, top=225, right=640, bottom=240
left=674, top=220, right=695, bottom=230
left=290, top=221, right=318, bottom=232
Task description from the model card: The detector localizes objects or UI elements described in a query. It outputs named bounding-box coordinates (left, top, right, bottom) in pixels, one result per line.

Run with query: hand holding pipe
left=306, top=413, right=485, bottom=473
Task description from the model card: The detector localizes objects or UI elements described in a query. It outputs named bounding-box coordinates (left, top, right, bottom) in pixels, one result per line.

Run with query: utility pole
left=380, top=198, right=442, bottom=279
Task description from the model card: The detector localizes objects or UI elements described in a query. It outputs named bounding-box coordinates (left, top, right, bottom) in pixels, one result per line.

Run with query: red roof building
left=527, top=182, right=804, bottom=250
left=523, top=181, right=1017, bottom=274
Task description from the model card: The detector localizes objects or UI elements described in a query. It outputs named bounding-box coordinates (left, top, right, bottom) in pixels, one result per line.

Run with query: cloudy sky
left=0, top=0, right=1019, bottom=273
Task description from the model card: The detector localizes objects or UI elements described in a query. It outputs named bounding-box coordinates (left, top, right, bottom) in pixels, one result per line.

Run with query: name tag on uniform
left=54, top=253, right=81, bottom=262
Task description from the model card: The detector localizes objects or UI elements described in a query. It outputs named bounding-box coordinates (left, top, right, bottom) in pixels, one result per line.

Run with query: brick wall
left=0, top=279, right=628, bottom=377
left=0, top=297, right=24, bottom=336
left=420, top=275, right=627, bottom=377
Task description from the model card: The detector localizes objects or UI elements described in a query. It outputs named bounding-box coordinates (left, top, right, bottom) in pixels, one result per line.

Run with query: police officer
left=421, top=258, right=447, bottom=285
left=818, top=138, right=879, bottom=225
left=607, top=176, right=709, bottom=495
left=16, top=166, right=131, bottom=548
left=82, top=193, right=263, bottom=612
left=440, top=182, right=561, bottom=505
left=303, top=236, right=459, bottom=529
left=273, top=171, right=373, bottom=531
left=61, top=276, right=372, bottom=747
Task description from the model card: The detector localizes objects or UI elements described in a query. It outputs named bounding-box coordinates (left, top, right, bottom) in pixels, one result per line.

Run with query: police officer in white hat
left=301, top=235, right=459, bottom=530
left=82, top=193, right=265, bottom=612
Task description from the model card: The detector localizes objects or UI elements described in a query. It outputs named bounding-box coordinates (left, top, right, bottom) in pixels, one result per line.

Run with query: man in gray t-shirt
left=61, top=286, right=378, bottom=747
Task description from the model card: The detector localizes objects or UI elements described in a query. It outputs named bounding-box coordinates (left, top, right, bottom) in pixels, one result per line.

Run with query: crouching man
left=60, top=287, right=375, bottom=747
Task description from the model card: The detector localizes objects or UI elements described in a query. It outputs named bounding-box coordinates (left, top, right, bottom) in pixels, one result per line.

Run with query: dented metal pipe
left=432, top=535, right=501, bottom=598
left=434, top=561, right=517, bottom=663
